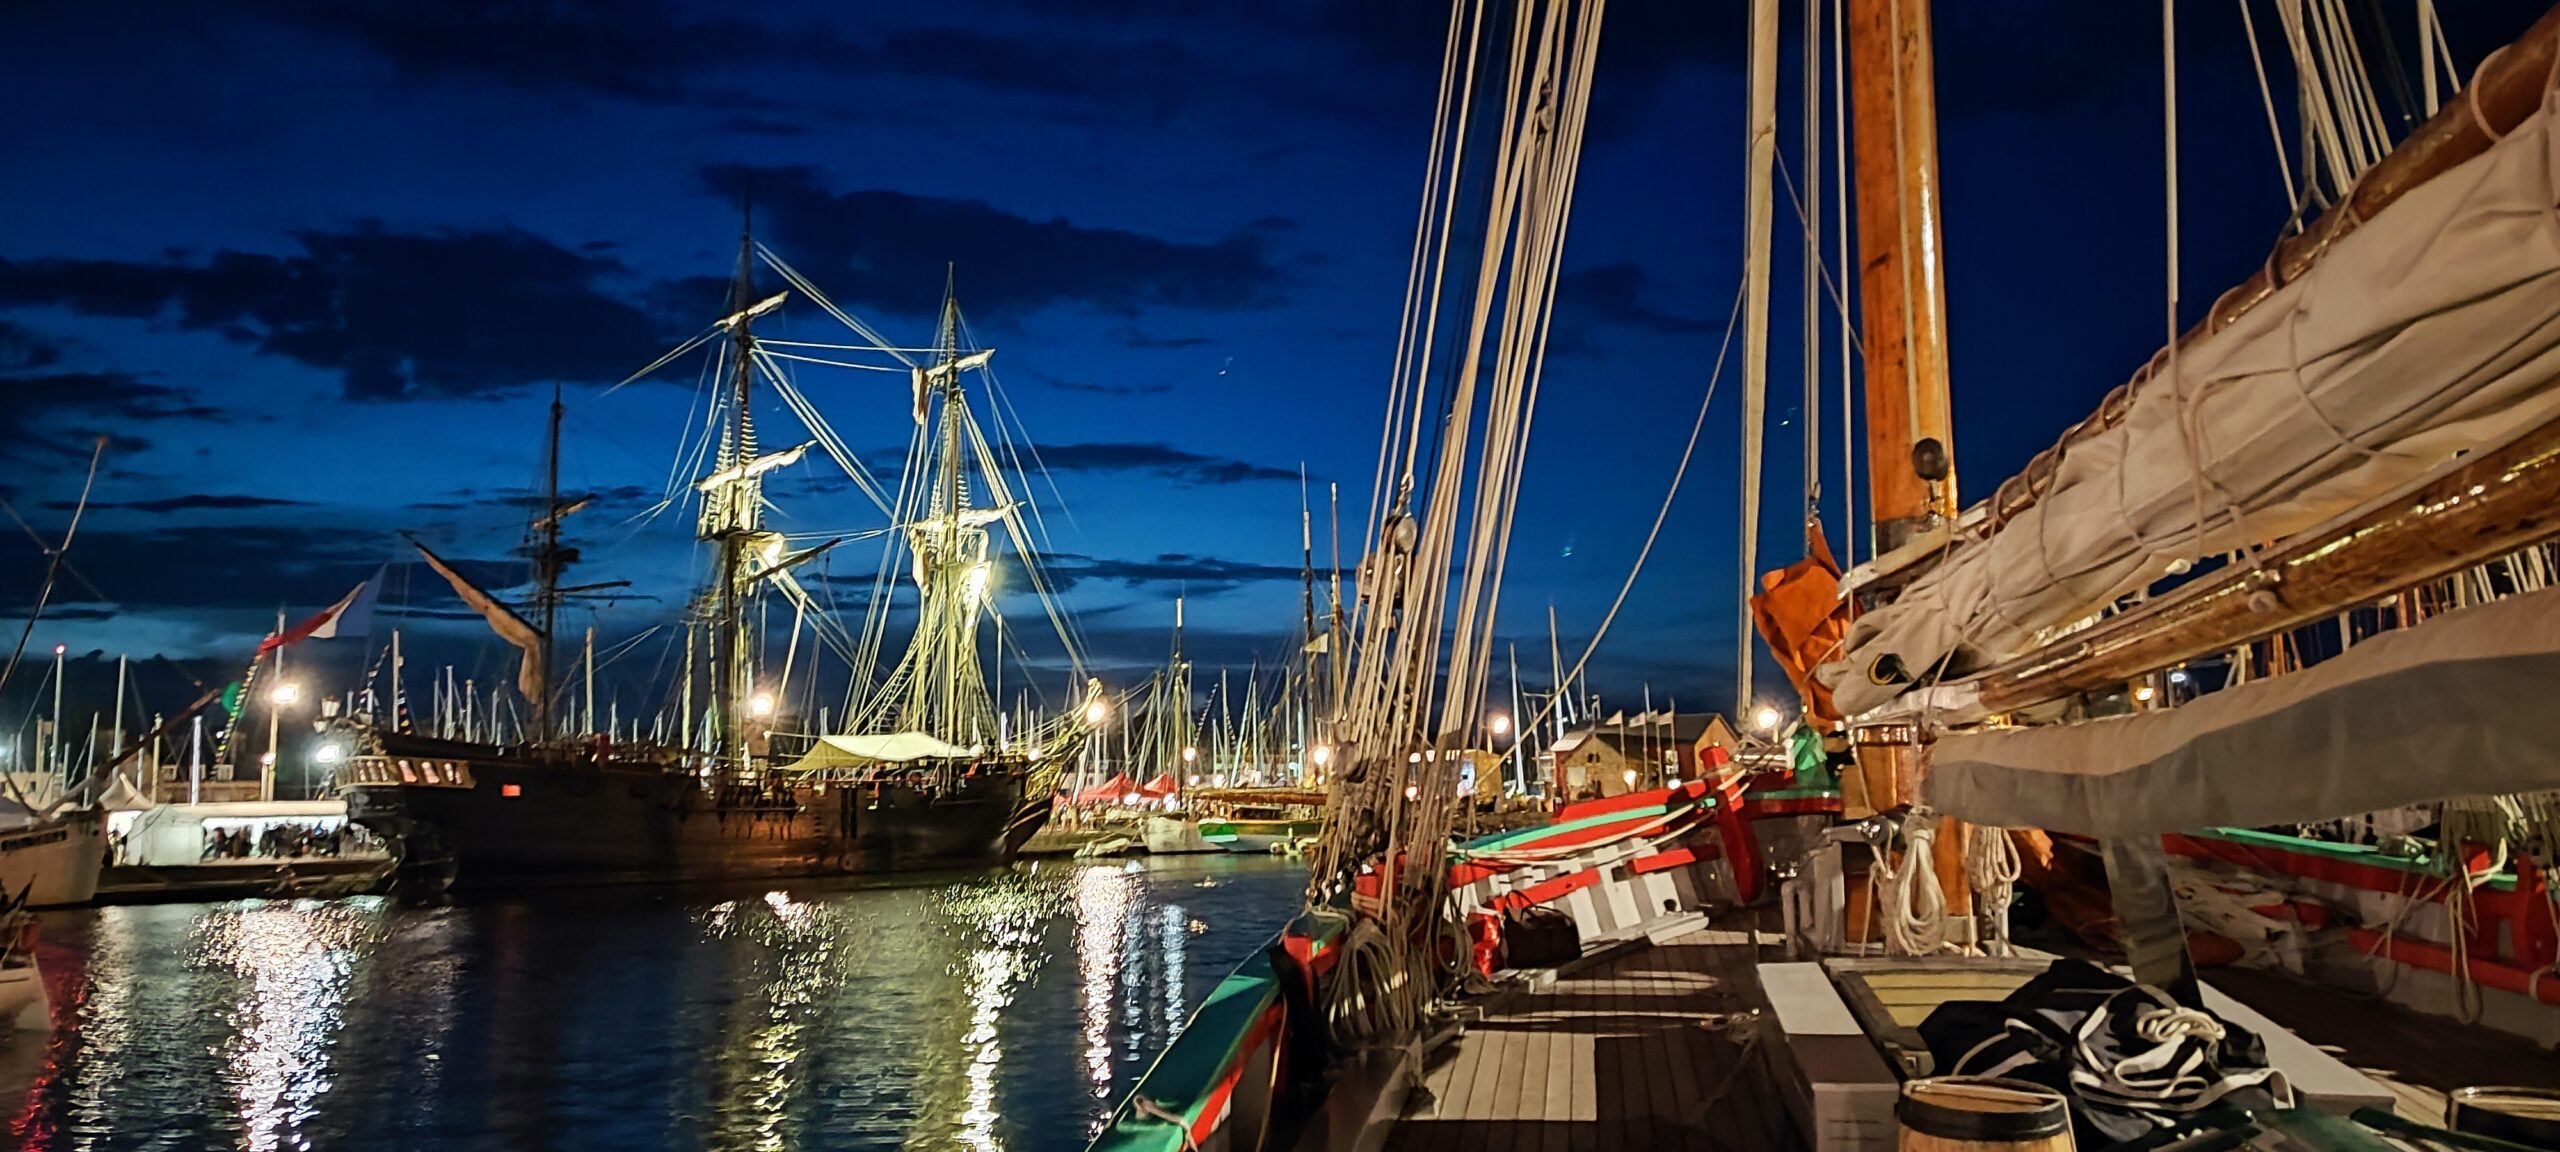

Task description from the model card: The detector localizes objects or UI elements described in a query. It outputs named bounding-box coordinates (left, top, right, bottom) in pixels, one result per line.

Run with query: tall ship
left=340, top=229, right=1088, bottom=894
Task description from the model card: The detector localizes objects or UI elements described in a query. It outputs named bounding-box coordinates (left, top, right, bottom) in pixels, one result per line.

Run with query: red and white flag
left=258, top=576, right=379, bottom=655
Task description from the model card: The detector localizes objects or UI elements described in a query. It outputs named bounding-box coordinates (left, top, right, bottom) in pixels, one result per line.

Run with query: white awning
left=785, top=732, right=982, bottom=771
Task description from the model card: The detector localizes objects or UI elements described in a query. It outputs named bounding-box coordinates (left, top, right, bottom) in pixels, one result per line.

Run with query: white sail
left=1827, top=83, right=2560, bottom=716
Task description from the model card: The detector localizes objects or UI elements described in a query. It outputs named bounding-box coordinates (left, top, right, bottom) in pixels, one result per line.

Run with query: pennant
left=258, top=573, right=380, bottom=655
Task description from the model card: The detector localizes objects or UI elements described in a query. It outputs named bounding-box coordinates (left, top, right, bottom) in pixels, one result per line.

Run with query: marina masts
left=889, top=281, right=1001, bottom=745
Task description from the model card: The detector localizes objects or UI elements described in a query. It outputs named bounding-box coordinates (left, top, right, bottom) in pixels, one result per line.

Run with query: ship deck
left=1382, top=912, right=2559, bottom=1152
left=1388, top=920, right=1797, bottom=1152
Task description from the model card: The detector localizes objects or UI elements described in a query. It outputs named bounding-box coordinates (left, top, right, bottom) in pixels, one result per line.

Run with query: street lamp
left=749, top=692, right=777, bottom=719
left=1752, top=704, right=1781, bottom=732
left=1310, top=744, right=1332, bottom=766
left=1181, top=745, right=1197, bottom=763
left=270, top=682, right=302, bottom=707
left=1488, top=713, right=1511, bottom=738
left=1083, top=699, right=1108, bottom=727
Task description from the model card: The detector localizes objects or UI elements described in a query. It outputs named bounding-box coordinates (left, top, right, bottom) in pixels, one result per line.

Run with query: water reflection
left=15, top=856, right=1300, bottom=1151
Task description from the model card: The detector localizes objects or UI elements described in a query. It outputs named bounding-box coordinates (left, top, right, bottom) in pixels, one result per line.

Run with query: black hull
left=341, top=734, right=1054, bottom=895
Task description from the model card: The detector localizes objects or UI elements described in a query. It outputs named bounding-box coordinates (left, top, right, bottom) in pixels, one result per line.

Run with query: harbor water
left=4, top=855, right=1303, bottom=1151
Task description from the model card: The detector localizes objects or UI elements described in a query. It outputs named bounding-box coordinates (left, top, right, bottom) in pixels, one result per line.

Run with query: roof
left=1565, top=713, right=1732, bottom=757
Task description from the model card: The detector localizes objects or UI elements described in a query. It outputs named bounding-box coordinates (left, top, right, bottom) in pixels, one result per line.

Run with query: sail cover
left=1923, top=585, right=2560, bottom=836
left=785, top=732, right=980, bottom=771
left=1827, top=74, right=2560, bottom=716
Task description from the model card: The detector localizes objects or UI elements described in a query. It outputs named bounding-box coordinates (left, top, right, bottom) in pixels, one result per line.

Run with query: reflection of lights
left=1074, top=865, right=1133, bottom=1108
left=194, top=900, right=384, bottom=1152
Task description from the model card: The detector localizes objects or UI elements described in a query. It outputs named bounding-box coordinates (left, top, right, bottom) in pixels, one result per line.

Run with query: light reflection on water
left=11, top=856, right=1300, bottom=1151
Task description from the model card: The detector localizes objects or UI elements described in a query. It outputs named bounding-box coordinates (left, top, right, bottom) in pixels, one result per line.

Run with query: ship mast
left=1848, top=0, right=1958, bottom=556
left=528, top=381, right=567, bottom=739
left=700, top=213, right=766, bottom=775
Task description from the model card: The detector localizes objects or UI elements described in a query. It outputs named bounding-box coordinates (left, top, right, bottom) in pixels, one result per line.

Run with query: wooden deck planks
left=1390, top=918, right=1802, bottom=1152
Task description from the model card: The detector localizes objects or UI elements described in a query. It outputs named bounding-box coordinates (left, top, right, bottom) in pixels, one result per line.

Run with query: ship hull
left=341, top=736, right=1048, bottom=895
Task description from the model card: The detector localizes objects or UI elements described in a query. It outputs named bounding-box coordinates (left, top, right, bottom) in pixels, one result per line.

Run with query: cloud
left=0, top=223, right=670, bottom=400
left=702, top=165, right=1289, bottom=317
left=43, top=494, right=310, bottom=515
left=0, top=321, right=63, bottom=371
left=1027, top=441, right=1296, bottom=486
left=1557, top=263, right=1716, bottom=337
left=240, top=0, right=857, bottom=104
left=1033, top=374, right=1175, bottom=397
left=1113, top=326, right=1213, bottom=350
left=0, top=369, right=227, bottom=463
left=1038, top=552, right=1308, bottom=596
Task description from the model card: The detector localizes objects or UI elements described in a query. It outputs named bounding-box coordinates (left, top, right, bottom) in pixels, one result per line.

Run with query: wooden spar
left=1738, top=0, right=1778, bottom=717
left=1975, top=410, right=2560, bottom=711
left=1985, top=4, right=2560, bottom=535
left=1846, top=0, right=1958, bottom=556
left=1844, top=0, right=1972, bottom=927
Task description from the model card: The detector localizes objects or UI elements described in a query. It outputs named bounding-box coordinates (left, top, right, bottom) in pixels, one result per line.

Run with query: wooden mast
left=1847, top=0, right=1958, bottom=557
left=1845, top=0, right=1971, bottom=935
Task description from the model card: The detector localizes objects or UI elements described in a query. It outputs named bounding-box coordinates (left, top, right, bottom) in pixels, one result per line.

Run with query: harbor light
left=2168, top=669, right=2190, bottom=685
left=1489, top=713, right=1510, bottom=737
left=1752, top=704, right=1781, bottom=732
left=51, top=644, right=63, bottom=656
left=270, top=682, right=302, bottom=707
left=1182, top=745, right=1197, bottom=763
left=749, top=692, right=777, bottom=718
left=1622, top=768, right=1638, bottom=789
left=1310, top=745, right=1332, bottom=766
left=313, top=743, right=347, bottom=765
left=1083, top=699, right=1108, bottom=726
left=2132, top=683, right=2158, bottom=703
left=1188, top=775, right=1201, bottom=786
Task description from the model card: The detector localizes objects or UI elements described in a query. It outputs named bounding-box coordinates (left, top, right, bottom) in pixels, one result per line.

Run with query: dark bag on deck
left=1501, top=903, right=1582, bottom=969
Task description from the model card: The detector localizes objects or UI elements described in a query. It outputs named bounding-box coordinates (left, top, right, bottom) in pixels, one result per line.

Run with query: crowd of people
left=199, top=823, right=364, bottom=862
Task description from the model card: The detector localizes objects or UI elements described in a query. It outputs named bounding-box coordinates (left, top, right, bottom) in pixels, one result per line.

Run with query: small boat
left=1140, top=815, right=1222, bottom=855
left=0, top=890, right=48, bottom=1032
left=0, top=802, right=103, bottom=909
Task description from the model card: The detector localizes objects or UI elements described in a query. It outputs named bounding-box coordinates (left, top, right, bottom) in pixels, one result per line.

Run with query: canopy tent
left=1074, top=775, right=1137, bottom=805
left=1137, top=774, right=1180, bottom=799
left=784, top=732, right=981, bottom=773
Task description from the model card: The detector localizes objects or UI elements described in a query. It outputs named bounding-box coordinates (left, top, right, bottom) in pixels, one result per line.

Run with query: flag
left=258, top=574, right=380, bottom=655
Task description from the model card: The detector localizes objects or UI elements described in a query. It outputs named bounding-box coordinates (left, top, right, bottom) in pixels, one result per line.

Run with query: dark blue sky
left=0, top=0, right=2545, bottom=723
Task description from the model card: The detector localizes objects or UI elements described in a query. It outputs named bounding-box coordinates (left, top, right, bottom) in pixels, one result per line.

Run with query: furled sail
left=1923, top=584, right=2560, bottom=835
left=1826, top=74, right=2560, bottom=716
left=414, top=541, right=548, bottom=715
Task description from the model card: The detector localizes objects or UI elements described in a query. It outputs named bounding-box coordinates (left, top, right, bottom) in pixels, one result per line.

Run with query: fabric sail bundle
left=1823, top=67, right=2560, bottom=717
left=1922, top=584, right=2560, bottom=836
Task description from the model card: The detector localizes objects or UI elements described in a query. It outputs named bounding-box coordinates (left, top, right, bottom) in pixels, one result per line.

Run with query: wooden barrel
left=2449, top=1087, right=2560, bottom=1149
left=1897, top=1076, right=2072, bottom=1152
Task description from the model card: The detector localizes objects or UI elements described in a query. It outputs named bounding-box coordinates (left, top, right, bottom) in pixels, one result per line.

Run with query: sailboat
left=338, top=228, right=1085, bottom=894
left=1087, top=2, right=2560, bottom=1149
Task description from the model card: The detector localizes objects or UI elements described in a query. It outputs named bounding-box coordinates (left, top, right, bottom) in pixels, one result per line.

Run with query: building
left=1547, top=711, right=1740, bottom=799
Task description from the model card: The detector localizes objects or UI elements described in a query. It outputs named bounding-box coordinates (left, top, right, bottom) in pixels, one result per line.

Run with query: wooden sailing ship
left=337, top=228, right=1087, bottom=893
left=1086, top=1, right=2560, bottom=1150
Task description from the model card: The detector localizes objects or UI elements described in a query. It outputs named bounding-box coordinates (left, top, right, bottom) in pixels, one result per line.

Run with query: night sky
left=0, top=1, right=2547, bottom=729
